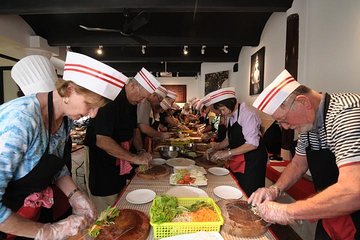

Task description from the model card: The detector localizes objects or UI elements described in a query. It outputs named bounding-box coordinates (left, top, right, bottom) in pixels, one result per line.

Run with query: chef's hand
left=160, top=132, right=172, bottom=140
left=178, top=124, right=189, bottom=130
left=247, top=185, right=281, bottom=206
left=133, top=151, right=152, bottom=165
left=69, top=190, right=97, bottom=226
left=257, top=201, right=295, bottom=225
left=35, top=215, right=87, bottom=240
left=210, top=150, right=230, bottom=162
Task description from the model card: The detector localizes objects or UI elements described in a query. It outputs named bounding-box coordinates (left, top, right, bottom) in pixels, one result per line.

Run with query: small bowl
left=183, top=143, right=195, bottom=151
left=158, top=146, right=180, bottom=159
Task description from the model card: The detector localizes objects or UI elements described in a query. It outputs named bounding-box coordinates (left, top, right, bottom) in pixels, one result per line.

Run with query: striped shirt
left=0, top=95, right=70, bottom=223
left=296, top=93, right=360, bottom=167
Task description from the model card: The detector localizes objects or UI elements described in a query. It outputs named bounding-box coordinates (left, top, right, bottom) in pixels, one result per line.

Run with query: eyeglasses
left=276, top=98, right=296, bottom=125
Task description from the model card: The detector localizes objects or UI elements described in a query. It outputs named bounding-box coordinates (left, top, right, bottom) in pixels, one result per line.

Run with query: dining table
left=113, top=154, right=279, bottom=240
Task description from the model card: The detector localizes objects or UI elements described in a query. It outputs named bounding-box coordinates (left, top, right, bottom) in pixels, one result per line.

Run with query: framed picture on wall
left=204, top=70, right=229, bottom=95
left=249, top=46, right=265, bottom=95
left=162, top=85, right=187, bottom=103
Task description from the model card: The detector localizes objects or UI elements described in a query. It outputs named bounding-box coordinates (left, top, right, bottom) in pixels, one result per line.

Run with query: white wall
left=157, top=76, right=198, bottom=105
left=236, top=0, right=360, bottom=105
left=200, top=62, right=236, bottom=98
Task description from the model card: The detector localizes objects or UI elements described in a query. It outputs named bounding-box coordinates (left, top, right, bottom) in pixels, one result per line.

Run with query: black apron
left=227, top=104, right=268, bottom=197
left=1, top=92, right=71, bottom=239
left=306, top=93, right=359, bottom=240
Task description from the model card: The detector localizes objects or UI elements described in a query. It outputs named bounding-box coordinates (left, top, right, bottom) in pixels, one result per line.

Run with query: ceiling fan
left=79, top=9, right=149, bottom=45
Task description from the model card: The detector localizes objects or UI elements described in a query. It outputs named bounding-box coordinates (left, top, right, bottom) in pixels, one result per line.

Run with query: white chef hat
left=190, top=97, right=200, bottom=107
left=134, top=67, right=161, bottom=93
left=171, top=103, right=181, bottom=110
left=63, top=52, right=128, bottom=100
left=203, top=87, right=236, bottom=106
left=11, top=55, right=57, bottom=95
left=195, top=95, right=208, bottom=110
left=167, top=90, right=177, bottom=100
left=253, top=70, right=300, bottom=115
left=155, top=85, right=168, bottom=98
left=160, top=98, right=172, bottom=110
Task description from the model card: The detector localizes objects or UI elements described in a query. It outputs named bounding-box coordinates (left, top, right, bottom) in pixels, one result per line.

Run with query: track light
left=141, top=45, right=146, bottom=55
left=96, top=45, right=103, bottom=55
left=183, top=45, right=189, bottom=55
left=201, top=45, right=206, bottom=55
left=223, top=45, right=228, bottom=54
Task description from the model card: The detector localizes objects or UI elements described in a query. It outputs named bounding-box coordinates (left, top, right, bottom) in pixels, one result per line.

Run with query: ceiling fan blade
left=123, top=11, right=149, bottom=33
left=79, top=25, right=123, bottom=33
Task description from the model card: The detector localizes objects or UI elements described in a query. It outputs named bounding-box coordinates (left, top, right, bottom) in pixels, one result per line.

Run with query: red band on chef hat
left=195, top=98, right=205, bottom=110
left=252, top=70, right=300, bottom=115
left=11, top=55, right=57, bottom=95
left=155, top=86, right=168, bottom=98
left=63, top=52, right=128, bottom=100
left=203, top=87, right=236, bottom=107
left=160, top=98, right=172, bottom=110
left=167, top=90, right=177, bottom=100
left=190, top=98, right=200, bottom=107
left=134, top=67, right=161, bottom=94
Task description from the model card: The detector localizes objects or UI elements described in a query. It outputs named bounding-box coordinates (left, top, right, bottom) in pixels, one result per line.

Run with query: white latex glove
left=69, top=190, right=97, bottom=226
left=133, top=152, right=152, bottom=165
left=35, top=215, right=87, bottom=240
left=210, top=150, right=230, bottom=162
left=247, top=185, right=281, bottom=206
left=257, top=201, right=295, bottom=225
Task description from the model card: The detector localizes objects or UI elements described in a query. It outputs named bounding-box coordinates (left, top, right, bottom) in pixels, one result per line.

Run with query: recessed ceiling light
left=183, top=45, right=189, bottom=55
left=96, top=45, right=103, bottom=55
left=201, top=45, right=206, bottom=55
left=141, top=45, right=146, bottom=55
left=223, top=45, right=228, bottom=54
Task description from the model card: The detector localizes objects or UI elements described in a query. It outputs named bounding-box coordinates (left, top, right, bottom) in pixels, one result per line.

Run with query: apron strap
left=46, top=92, right=53, bottom=153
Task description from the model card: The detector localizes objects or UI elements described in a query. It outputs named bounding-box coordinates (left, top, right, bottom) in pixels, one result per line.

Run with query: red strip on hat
left=139, top=70, right=156, bottom=91
left=257, top=77, right=295, bottom=111
left=65, top=64, right=127, bottom=85
left=64, top=67, right=125, bottom=89
left=159, top=87, right=167, bottom=94
left=209, top=90, right=236, bottom=100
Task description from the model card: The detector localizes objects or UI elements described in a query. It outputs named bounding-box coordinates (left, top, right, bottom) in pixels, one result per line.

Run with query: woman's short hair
left=56, top=79, right=109, bottom=108
left=213, top=97, right=237, bottom=111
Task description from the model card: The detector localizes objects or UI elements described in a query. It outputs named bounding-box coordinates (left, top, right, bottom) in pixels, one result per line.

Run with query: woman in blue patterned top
left=0, top=52, right=125, bottom=240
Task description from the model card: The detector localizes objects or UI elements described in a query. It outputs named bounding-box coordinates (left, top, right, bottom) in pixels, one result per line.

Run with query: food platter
left=213, top=185, right=243, bottom=199
left=166, top=158, right=195, bottom=167
left=126, top=189, right=156, bottom=204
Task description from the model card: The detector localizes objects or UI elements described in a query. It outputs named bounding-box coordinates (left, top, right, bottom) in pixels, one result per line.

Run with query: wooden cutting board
left=69, top=209, right=150, bottom=240
left=136, top=165, right=170, bottom=179
left=195, top=157, right=223, bottom=169
left=217, top=199, right=268, bottom=238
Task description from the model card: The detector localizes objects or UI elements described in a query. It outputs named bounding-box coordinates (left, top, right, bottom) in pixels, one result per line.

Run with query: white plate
left=166, top=158, right=195, bottom=167
left=166, top=186, right=208, bottom=198
left=213, top=185, right=243, bottom=199
left=150, top=158, right=166, bottom=165
left=208, top=167, right=229, bottom=176
left=126, top=189, right=156, bottom=204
